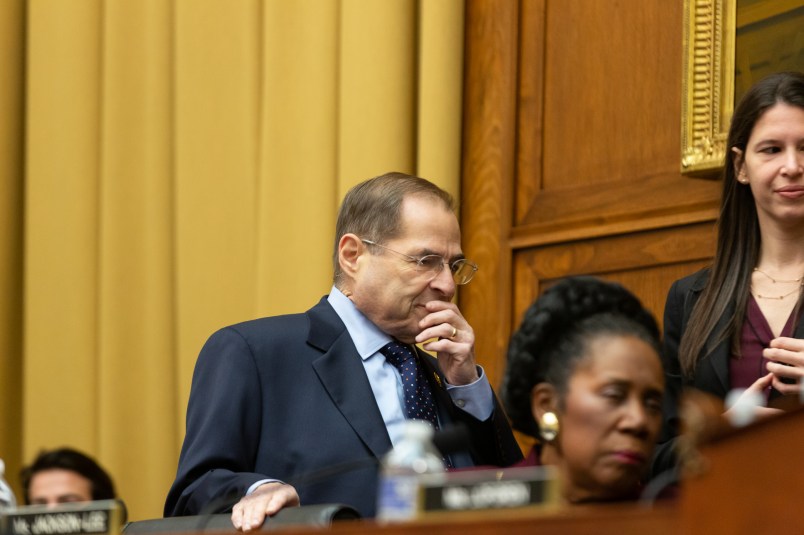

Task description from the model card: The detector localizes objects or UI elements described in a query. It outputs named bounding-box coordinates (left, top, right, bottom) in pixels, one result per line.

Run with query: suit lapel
left=306, top=298, right=392, bottom=458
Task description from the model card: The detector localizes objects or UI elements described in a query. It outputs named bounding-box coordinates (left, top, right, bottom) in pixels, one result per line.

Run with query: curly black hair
left=501, top=276, right=661, bottom=438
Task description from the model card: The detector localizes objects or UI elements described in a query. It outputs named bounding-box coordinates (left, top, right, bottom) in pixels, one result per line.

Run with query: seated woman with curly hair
left=501, top=276, right=665, bottom=503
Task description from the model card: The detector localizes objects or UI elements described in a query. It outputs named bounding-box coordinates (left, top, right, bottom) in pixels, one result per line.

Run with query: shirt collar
left=328, top=286, right=392, bottom=360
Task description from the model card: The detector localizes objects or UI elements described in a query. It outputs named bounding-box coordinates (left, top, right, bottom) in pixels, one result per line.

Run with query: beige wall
left=1, top=0, right=464, bottom=520
left=0, top=0, right=25, bottom=504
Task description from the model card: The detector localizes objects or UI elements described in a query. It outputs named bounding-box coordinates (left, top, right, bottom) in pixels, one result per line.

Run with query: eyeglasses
left=361, top=239, right=478, bottom=285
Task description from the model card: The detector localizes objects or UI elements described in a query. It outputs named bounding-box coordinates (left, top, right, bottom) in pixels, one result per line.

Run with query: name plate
left=1, top=500, right=123, bottom=535
left=419, top=466, right=560, bottom=515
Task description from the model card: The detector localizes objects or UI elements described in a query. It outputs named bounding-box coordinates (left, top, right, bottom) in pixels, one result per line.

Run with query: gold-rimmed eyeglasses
left=361, top=239, right=478, bottom=285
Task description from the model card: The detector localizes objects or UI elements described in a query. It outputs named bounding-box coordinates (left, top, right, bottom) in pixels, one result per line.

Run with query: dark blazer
left=164, top=297, right=522, bottom=518
left=653, top=268, right=804, bottom=474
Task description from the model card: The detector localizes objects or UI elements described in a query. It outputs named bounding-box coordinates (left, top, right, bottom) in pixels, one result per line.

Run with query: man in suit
left=164, top=172, right=523, bottom=530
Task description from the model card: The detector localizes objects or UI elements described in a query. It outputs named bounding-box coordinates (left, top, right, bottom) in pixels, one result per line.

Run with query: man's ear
left=732, top=147, right=747, bottom=182
left=338, top=233, right=364, bottom=279
left=531, top=382, right=558, bottom=422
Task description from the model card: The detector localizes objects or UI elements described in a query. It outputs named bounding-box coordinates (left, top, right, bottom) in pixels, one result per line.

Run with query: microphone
left=289, top=423, right=472, bottom=489
left=193, top=424, right=471, bottom=515
left=125, top=504, right=359, bottom=533
left=181, top=424, right=471, bottom=531
left=432, top=423, right=471, bottom=458
left=197, top=492, right=243, bottom=516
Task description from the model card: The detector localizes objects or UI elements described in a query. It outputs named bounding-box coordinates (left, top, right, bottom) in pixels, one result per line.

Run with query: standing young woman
left=656, top=71, right=804, bottom=473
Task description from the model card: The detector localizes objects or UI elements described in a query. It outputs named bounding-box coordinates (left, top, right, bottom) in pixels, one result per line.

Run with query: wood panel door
left=459, top=0, right=723, bottom=399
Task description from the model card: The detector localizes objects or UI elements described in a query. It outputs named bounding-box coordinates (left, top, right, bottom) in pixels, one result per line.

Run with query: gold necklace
left=752, top=284, right=803, bottom=300
left=753, top=267, right=804, bottom=284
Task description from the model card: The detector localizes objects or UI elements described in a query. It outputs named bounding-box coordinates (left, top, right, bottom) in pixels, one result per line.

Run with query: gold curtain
left=0, top=0, right=464, bottom=520
left=0, top=0, right=25, bottom=501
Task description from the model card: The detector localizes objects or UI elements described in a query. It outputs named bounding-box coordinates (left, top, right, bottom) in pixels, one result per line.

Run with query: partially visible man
left=21, top=448, right=117, bottom=506
left=165, top=172, right=523, bottom=529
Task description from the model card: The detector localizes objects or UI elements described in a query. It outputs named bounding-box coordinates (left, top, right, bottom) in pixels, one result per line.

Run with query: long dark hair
left=501, top=277, right=660, bottom=438
left=679, top=71, right=804, bottom=376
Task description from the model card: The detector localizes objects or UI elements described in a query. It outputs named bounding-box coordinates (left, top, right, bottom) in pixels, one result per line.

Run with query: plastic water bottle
left=0, top=458, right=17, bottom=510
left=376, top=420, right=445, bottom=522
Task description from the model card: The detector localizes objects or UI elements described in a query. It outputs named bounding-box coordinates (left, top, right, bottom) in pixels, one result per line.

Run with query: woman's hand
left=723, top=373, right=782, bottom=425
left=764, top=337, right=804, bottom=395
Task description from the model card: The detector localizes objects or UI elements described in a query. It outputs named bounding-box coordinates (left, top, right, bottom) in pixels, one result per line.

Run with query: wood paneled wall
left=460, top=0, right=723, bottom=394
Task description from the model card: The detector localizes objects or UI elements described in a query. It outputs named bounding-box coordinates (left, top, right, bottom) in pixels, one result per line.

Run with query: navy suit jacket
left=652, top=268, right=804, bottom=475
left=164, top=297, right=522, bottom=518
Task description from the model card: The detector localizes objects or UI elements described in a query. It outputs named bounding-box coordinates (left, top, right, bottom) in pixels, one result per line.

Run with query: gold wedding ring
left=450, top=326, right=458, bottom=339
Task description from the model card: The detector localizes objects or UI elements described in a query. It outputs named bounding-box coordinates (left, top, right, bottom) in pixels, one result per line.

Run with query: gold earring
left=539, top=412, right=559, bottom=442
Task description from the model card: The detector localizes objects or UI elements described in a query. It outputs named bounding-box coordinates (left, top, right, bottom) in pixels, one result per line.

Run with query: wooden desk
left=126, top=407, right=802, bottom=534
left=316, top=504, right=677, bottom=535
left=283, top=406, right=804, bottom=535
left=680, top=403, right=804, bottom=533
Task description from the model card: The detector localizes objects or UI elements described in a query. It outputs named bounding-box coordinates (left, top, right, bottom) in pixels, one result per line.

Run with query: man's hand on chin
left=230, top=482, right=300, bottom=532
left=416, top=300, right=478, bottom=385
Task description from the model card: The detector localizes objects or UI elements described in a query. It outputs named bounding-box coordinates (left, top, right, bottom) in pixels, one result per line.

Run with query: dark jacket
left=164, top=297, right=522, bottom=518
left=653, top=268, right=804, bottom=475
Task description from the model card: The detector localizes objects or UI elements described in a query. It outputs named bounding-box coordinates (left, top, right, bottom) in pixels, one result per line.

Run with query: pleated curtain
left=0, top=0, right=464, bottom=520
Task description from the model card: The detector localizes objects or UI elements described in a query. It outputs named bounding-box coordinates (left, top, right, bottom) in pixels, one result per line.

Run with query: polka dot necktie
left=380, top=341, right=441, bottom=430
left=381, top=341, right=453, bottom=468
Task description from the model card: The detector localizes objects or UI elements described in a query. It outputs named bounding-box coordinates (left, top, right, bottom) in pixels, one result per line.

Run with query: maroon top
left=732, top=295, right=797, bottom=401
left=512, top=445, right=541, bottom=468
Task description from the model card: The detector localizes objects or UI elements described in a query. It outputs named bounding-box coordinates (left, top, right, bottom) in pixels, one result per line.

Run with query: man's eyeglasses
left=361, top=239, right=478, bottom=285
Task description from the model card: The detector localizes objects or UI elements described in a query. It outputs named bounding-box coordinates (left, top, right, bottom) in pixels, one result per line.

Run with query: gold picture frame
left=680, top=0, right=736, bottom=177
left=681, top=0, right=804, bottom=177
